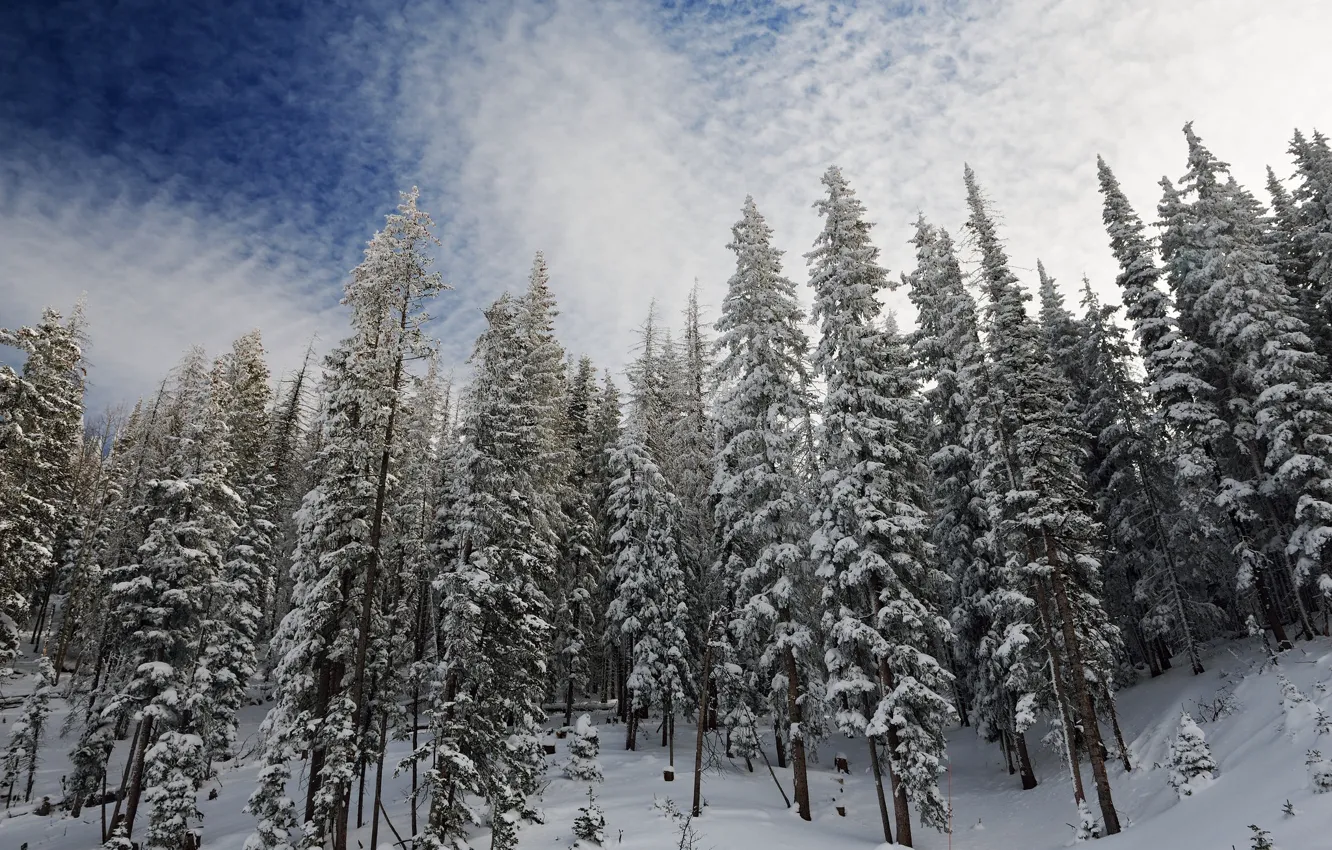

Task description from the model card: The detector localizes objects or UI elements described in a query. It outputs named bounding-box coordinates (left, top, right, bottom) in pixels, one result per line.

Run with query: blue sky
left=2, top=0, right=1329, bottom=409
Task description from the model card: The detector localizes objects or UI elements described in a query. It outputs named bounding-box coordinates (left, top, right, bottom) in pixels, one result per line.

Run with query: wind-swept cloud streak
left=394, top=0, right=1332, bottom=377
left=3, top=0, right=1329, bottom=405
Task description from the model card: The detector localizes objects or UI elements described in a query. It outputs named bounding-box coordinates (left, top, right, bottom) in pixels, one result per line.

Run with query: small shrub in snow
left=1315, top=706, right=1330, bottom=735
left=103, top=822, right=134, bottom=850
left=1167, top=711, right=1217, bottom=797
left=571, top=787, right=606, bottom=847
left=1281, top=799, right=1297, bottom=818
left=1279, top=674, right=1308, bottom=706
left=1075, top=799, right=1101, bottom=841
left=1248, top=824, right=1274, bottom=850
left=1307, top=749, right=1332, bottom=794
left=1193, top=687, right=1238, bottom=722
left=565, top=714, right=603, bottom=782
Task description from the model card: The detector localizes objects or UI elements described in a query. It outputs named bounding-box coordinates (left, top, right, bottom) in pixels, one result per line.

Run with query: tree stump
left=834, top=756, right=850, bottom=774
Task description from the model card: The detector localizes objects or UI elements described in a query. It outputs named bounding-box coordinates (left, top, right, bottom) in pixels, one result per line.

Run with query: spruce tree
left=808, top=167, right=954, bottom=844
left=1166, top=711, right=1217, bottom=798
left=427, top=274, right=560, bottom=849
left=252, top=188, right=444, bottom=850
left=105, top=348, right=239, bottom=841
left=1161, top=126, right=1332, bottom=642
left=905, top=218, right=1043, bottom=789
left=604, top=419, right=689, bottom=755
left=711, top=196, right=816, bottom=819
left=553, top=356, right=601, bottom=728
left=966, top=166, right=1122, bottom=834
left=0, top=655, right=55, bottom=804
left=0, top=306, right=85, bottom=664
left=1074, top=280, right=1209, bottom=675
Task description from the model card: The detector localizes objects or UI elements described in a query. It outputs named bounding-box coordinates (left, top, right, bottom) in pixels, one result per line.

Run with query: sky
left=2, top=0, right=1330, bottom=410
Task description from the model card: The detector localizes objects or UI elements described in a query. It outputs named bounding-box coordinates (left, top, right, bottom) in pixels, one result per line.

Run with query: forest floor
left=1, top=635, right=1330, bottom=849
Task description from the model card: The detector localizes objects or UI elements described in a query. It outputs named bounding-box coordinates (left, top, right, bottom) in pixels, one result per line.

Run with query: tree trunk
left=1136, top=461, right=1205, bottom=674
left=346, top=297, right=410, bottom=847
left=1014, top=729, right=1038, bottom=790
left=1099, top=690, right=1132, bottom=772
left=866, top=580, right=913, bottom=842
left=1032, top=578, right=1085, bottom=803
left=305, top=661, right=332, bottom=824
left=1000, top=729, right=1014, bottom=775
left=121, top=716, right=153, bottom=840
left=369, top=707, right=389, bottom=850
left=773, top=721, right=787, bottom=769
left=781, top=644, right=811, bottom=821
left=869, top=736, right=894, bottom=844
left=691, top=636, right=712, bottom=818
left=1045, top=532, right=1121, bottom=836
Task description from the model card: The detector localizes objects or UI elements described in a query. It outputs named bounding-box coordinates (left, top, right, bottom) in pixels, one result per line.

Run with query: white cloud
left=394, top=0, right=1332, bottom=378
left=0, top=147, right=346, bottom=410
left=9, top=0, right=1329, bottom=407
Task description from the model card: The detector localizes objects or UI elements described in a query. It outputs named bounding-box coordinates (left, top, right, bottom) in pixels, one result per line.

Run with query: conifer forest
left=4, top=124, right=1332, bottom=850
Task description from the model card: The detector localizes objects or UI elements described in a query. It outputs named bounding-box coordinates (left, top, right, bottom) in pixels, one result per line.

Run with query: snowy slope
left=2, top=637, right=1330, bottom=850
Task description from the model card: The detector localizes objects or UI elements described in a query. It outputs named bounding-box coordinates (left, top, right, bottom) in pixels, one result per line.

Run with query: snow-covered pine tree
left=142, top=730, right=207, bottom=850
left=571, top=786, right=606, bottom=847
left=1036, top=262, right=1085, bottom=399
left=1162, top=125, right=1332, bottom=642
left=807, top=167, right=954, bottom=845
left=0, top=306, right=85, bottom=665
left=1166, top=711, right=1217, bottom=797
left=553, top=356, right=602, bottom=728
left=197, top=330, right=274, bottom=769
left=604, top=414, right=689, bottom=756
left=565, top=713, right=603, bottom=782
left=50, top=408, right=117, bottom=683
left=104, top=347, right=240, bottom=842
left=669, top=287, right=718, bottom=690
left=587, top=372, right=623, bottom=706
left=965, top=165, right=1122, bottom=834
left=62, top=394, right=169, bottom=819
left=711, top=196, right=816, bottom=819
left=904, top=217, right=1043, bottom=790
left=261, top=346, right=316, bottom=643
left=427, top=264, right=561, bottom=849
left=1287, top=130, right=1332, bottom=363
left=1073, top=279, right=1210, bottom=676
left=251, top=188, right=444, bottom=850
left=0, top=655, right=55, bottom=804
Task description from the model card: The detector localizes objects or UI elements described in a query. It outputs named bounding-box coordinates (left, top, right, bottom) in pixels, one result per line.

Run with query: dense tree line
left=2, top=124, right=1332, bottom=848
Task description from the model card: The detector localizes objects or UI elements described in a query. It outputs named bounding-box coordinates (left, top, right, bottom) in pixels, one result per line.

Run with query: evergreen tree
left=0, top=306, right=85, bottom=665
left=604, top=419, right=689, bottom=753
left=1074, top=280, right=1209, bottom=675
left=427, top=272, right=560, bottom=849
left=904, top=218, right=1042, bottom=789
left=1166, top=711, right=1216, bottom=798
left=105, top=348, right=239, bottom=841
left=564, top=714, right=603, bottom=783
left=0, top=655, right=55, bottom=804
left=553, top=356, right=601, bottom=727
left=1161, top=125, right=1332, bottom=642
left=966, top=165, right=1122, bottom=834
left=200, top=330, right=273, bottom=767
left=807, top=167, right=954, bottom=843
left=142, top=730, right=207, bottom=850
left=252, top=188, right=444, bottom=850
left=711, top=196, right=816, bottom=819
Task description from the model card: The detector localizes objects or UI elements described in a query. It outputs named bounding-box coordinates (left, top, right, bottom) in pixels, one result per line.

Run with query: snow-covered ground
left=3, top=637, right=1330, bottom=849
